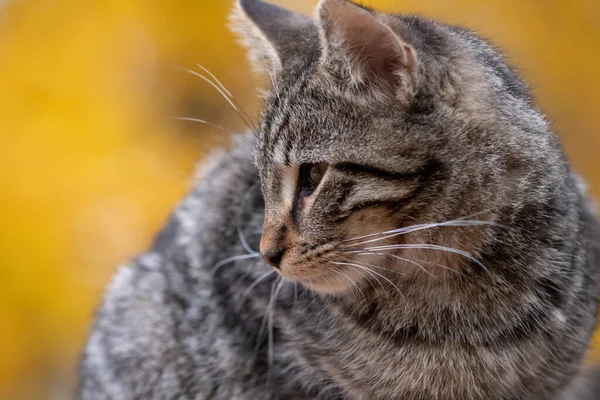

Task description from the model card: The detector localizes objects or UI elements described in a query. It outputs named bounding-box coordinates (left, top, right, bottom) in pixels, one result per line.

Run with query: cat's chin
left=285, top=268, right=365, bottom=295
left=303, top=279, right=350, bottom=294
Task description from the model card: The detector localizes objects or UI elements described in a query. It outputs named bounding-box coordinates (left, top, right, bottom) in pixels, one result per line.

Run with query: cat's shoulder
left=79, top=135, right=260, bottom=398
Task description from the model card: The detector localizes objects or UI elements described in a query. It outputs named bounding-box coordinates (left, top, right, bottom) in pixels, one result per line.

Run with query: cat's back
left=78, top=135, right=274, bottom=399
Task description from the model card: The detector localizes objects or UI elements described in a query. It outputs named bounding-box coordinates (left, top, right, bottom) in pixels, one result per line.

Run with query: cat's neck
left=325, top=250, right=538, bottom=347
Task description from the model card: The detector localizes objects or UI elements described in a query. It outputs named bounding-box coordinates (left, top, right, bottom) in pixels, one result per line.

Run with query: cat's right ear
left=230, top=0, right=320, bottom=76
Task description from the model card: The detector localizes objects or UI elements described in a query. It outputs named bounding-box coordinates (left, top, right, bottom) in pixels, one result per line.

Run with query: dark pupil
left=309, top=164, right=323, bottom=185
left=299, top=163, right=327, bottom=197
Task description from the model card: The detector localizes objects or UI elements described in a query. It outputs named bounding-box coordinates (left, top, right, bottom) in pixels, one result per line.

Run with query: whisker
left=238, top=224, right=259, bottom=256
left=211, top=253, right=260, bottom=275
left=352, top=251, right=467, bottom=278
left=260, top=54, right=281, bottom=103
left=196, top=63, right=260, bottom=134
left=347, top=252, right=435, bottom=279
left=342, top=255, right=405, bottom=276
left=242, top=270, right=275, bottom=298
left=268, top=279, right=284, bottom=392
left=236, top=181, right=260, bottom=256
left=358, top=244, right=489, bottom=275
left=293, top=282, right=298, bottom=302
left=340, top=260, right=383, bottom=292
left=332, top=261, right=405, bottom=300
left=196, top=63, right=233, bottom=98
left=174, top=66, right=239, bottom=113
left=358, top=265, right=381, bottom=292
left=319, top=274, right=333, bottom=292
left=341, top=222, right=433, bottom=245
left=256, top=278, right=278, bottom=353
left=344, top=219, right=502, bottom=248
left=329, top=267, right=367, bottom=303
left=341, top=210, right=500, bottom=243
left=169, top=117, right=236, bottom=135
left=173, top=66, right=258, bottom=135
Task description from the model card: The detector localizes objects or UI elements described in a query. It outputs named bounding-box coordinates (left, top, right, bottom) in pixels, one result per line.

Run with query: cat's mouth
left=278, top=260, right=367, bottom=294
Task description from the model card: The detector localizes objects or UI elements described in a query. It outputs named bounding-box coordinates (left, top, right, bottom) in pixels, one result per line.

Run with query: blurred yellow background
left=1, top=0, right=599, bottom=398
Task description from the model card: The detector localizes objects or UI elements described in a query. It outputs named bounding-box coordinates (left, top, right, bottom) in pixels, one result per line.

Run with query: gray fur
left=230, top=0, right=320, bottom=75
left=79, top=0, right=600, bottom=398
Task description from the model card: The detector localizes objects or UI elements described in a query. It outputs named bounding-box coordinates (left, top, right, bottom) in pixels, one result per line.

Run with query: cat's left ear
left=317, top=0, right=420, bottom=105
left=230, top=0, right=320, bottom=76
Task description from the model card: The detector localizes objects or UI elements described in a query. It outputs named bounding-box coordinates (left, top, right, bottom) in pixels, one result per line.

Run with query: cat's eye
left=299, top=163, right=328, bottom=195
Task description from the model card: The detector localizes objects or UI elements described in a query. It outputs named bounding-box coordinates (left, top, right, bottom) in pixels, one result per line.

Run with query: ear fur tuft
left=230, top=0, right=319, bottom=77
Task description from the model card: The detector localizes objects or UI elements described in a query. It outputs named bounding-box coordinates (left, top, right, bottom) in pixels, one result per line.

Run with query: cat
left=79, top=0, right=600, bottom=398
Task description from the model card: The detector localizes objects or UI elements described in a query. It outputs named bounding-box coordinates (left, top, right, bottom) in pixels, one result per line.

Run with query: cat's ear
left=230, top=0, right=320, bottom=75
left=317, top=0, right=419, bottom=104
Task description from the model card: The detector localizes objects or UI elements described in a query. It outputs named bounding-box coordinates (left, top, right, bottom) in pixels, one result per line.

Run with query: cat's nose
left=260, top=218, right=288, bottom=269
left=261, top=246, right=285, bottom=269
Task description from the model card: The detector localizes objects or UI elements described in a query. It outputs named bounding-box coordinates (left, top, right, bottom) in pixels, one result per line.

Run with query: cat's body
left=80, top=1, right=600, bottom=399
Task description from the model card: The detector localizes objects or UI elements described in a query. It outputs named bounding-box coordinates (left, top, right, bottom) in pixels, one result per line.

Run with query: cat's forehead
left=258, top=95, right=361, bottom=164
left=259, top=83, right=441, bottom=166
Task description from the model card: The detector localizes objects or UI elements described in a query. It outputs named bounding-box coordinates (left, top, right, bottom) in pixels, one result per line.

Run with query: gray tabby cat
left=79, top=0, right=600, bottom=398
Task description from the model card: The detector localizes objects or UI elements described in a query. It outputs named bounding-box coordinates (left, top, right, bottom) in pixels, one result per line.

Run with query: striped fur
left=79, top=0, right=600, bottom=398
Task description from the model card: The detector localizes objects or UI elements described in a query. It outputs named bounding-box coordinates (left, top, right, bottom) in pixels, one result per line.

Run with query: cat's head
left=231, top=0, right=550, bottom=293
